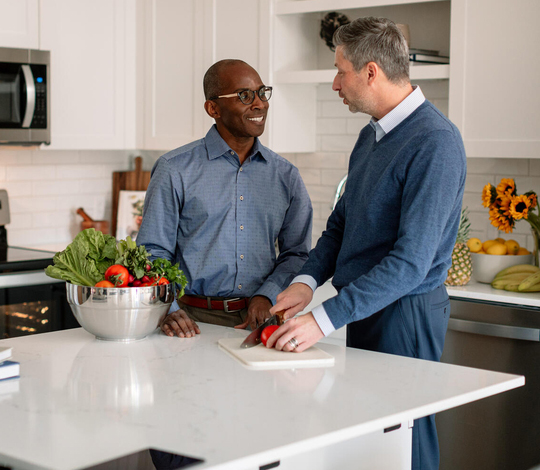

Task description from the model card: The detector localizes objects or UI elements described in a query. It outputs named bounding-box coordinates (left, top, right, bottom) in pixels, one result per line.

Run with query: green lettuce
left=45, top=228, right=118, bottom=286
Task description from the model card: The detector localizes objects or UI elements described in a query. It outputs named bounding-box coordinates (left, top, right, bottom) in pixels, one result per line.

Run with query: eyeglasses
left=210, top=86, right=273, bottom=105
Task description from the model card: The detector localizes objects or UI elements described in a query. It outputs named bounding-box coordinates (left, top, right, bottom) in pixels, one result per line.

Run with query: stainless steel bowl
left=66, top=282, right=175, bottom=342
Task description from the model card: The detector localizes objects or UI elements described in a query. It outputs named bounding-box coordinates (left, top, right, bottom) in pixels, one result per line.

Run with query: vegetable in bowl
left=45, top=228, right=187, bottom=296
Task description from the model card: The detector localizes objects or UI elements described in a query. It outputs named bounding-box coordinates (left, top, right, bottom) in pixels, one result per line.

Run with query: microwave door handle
left=21, top=64, right=36, bottom=128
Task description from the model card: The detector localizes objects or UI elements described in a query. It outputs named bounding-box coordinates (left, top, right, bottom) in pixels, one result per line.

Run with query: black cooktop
left=0, top=246, right=56, bottom=273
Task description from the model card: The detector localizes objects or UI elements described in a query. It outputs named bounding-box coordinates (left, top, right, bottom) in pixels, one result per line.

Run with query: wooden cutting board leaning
left=218, top=337, right=335, bottom=370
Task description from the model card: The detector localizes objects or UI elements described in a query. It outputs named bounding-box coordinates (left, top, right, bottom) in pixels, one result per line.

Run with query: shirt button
left=240, top=196, right=244, bottom=201
left=238, top=284, right=242, bottom=290
left=240, top=254, right=244, bottom=260
left=240, top=225, right=244, bottom=230
left=230, top=150, right=235, bottom=155
left=239, top=167, right=243, bottom=172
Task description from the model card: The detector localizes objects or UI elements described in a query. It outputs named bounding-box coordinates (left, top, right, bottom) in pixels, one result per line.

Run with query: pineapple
left=445, top=208, right=472, bottom=286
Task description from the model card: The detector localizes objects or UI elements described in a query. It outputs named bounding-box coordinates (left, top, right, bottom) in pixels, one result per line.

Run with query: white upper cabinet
left=139, top=0, right=213, bottom=151
left=0, top=0, right=39, bottom=49
left=39, top=0, right=136, bottom=149
left=449, top=0, right=540, bottom=158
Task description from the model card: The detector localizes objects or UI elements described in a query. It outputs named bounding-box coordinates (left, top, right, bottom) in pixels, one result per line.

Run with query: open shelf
left=275, top=0, right=447, bottom=15
left=274, top=63, right=449, bottom=84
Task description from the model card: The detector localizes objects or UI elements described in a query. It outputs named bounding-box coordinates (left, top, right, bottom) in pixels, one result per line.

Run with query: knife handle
left=275, top=310, right=286, bottom=325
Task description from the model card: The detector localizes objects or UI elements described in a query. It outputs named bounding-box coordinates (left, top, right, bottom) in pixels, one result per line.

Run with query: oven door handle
left=448, top=318, right=540, bottom=342
left=0, top=271, right=63, bottom=288
left=21, top=64, right=36, bottom=128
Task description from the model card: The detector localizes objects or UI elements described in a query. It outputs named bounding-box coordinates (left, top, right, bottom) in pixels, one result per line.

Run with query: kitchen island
left=0, top=324, right=524, bottom=470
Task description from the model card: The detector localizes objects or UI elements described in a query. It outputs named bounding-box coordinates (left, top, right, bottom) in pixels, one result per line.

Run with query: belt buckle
left=223, top=298, right=241, bottom=313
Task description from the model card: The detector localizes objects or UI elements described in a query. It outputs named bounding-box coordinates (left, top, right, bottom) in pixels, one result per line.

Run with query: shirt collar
left=369, top=86, right=425, bottom=142
left=205, top=125, right=269, bottom=162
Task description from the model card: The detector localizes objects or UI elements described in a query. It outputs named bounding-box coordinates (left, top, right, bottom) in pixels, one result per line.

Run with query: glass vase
left=531, top=226, right=540, bottom=267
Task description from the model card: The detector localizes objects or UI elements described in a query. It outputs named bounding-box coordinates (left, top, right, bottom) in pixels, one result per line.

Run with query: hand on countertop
left=235, top=295, right=272, bottom=330
left=161, top=309, right=201, bottom=338
left=270, top=282, right=313, bottom=321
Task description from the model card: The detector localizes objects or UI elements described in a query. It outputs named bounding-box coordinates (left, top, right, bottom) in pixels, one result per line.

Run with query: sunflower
left=510, top=195, right=532, bottom=220
left=526, top=191, right=538, bottom=209
left=489, top=207, right=514, bottom=233
left=496, top=178, right=516, bottom=197
left=481, top=184, right=497, bottom=208
left=491, top=196, right=512, bottom=216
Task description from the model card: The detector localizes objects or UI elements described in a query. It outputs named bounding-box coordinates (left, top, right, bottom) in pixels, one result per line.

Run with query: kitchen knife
left=240, top=313, right=284, bottom=349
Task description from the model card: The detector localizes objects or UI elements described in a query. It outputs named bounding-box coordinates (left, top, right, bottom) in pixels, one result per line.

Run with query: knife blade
left=240, top=312, right=284, bottom=349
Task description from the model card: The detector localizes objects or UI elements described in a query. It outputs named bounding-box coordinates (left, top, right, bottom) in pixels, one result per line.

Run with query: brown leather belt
left=179, top=295, right=248, bottom=313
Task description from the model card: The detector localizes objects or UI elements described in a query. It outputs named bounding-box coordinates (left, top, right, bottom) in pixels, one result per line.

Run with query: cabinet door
left=40, top=0, right=135, bottom=149
left=449, top=0, right=540, bottom=158
left=0, top=0, right=39, bottom=49
left=141, top=0, right=213, bottom=151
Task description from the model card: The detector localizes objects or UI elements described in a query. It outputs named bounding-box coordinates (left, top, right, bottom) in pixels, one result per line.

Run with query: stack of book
left=409, top=48, right=449, bottom=64
left=0, top=346, right=20, bottom=382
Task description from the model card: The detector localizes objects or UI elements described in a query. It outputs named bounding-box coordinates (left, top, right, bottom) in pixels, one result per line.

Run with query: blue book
left=0, top=360, right=20, bottom=381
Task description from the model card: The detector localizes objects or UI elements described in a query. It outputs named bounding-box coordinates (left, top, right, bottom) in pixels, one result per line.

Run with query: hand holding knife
left=240, top=311, right=285, bottom=349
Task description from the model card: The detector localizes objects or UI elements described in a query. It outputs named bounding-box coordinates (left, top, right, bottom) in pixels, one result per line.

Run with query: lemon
left=482, top=239, right=498, bottom=251
left=504, top=239, right=520, bottom=255
left=467, top=238, right=482, bottom=253
left=517, top=247, right=531, bottom=255
left=487, top=243, right=508, bottom=255
left=495, top=237, right=505, bottom=244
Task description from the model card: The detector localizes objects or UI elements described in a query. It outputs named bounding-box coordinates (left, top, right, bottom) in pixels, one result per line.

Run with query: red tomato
left=157, top=277, right=169, bottom=285
left=260, top=325, right=279, bottom=347
left=95, top=280, right=115, bottom=288
left=104, top=265, right=130, bottom=287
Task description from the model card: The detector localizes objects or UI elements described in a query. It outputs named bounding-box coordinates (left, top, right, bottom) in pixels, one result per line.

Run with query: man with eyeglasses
left=137, top=59, right=312, bottom=337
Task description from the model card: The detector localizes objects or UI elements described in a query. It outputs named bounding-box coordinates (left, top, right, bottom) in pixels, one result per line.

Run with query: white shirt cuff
left=291, top=275, right=317, bottom=292
left=312, top=304, right=336, bottom=336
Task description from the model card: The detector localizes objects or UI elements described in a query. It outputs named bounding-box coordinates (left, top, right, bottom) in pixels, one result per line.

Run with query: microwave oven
left=0, top=47, right=50, bottom=146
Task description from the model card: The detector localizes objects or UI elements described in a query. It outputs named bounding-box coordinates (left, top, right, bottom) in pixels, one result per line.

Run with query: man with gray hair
left=268, top=17, right=466, bottom=470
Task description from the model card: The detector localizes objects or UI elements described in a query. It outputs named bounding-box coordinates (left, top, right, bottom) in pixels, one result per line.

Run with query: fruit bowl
left=471, top=253, right=534, bottom=284
left=66, top=282, right=175, bottom=341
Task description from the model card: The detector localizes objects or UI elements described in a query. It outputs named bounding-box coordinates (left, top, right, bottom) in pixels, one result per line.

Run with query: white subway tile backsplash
left=298, top=169, right=321, bottom=185
left=31, top=150, right=80, bottom=165
left=317, top=118, right=348, bottom=135
left=10, top=197, right=58, bottom=214
left=320, top=135, right=357, bottom=152
left=6, top=165, right=56, bottom=181
left=0, top=150, right=32, bottom=165
left=467, top=158, right=529, bottom=176
left=346, top=117, right=370, bottom=135
left=304, top=184, right=336, bottom=204
left=296, top=153, right=348, bottom=170
left=321, top=169, right=348, bottom=187
left=33, top=180, right=81, bottom=196
left=321, top=100, right=357, bottom=119
left=9, top=213, right=33, bottom=230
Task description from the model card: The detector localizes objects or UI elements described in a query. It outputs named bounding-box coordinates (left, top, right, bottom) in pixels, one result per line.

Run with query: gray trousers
left=178, top=298, right=249, bottom=328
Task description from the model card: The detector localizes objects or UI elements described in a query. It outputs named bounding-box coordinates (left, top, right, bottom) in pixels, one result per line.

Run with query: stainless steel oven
left=0, top=247, right=78, bottom=339
left=0, top=46, right=50, bottom=146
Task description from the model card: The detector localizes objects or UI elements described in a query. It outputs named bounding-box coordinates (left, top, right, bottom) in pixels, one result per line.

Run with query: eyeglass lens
left=238, top=86, right=272, bottom=104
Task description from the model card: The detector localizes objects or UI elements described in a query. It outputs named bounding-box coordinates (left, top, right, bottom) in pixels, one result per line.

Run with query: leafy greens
left=45, top=228, right=118, bottom=286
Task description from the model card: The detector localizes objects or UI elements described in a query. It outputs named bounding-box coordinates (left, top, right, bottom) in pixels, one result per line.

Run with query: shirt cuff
left=168, top=299, right=180, bottom=314
left=291, top=275, right=317, bottom=292
left=311, top=304, right=335, bottom=336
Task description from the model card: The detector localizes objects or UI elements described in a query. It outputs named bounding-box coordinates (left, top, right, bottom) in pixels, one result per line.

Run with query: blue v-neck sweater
left=300, top=101, right=467, bottom=331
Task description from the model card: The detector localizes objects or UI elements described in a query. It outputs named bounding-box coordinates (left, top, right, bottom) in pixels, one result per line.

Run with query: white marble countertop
left=447, top=279, right=540, bottom=308
left=0, top=325, right=524, bottom=470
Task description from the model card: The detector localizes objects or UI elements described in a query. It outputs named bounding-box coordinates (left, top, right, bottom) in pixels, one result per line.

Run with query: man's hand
left=235, top=295, right=272, bottom=330
left=265, top=312, right=324, bottom=353
left=161, top=309, right=201, bottom=338
left=269, top=283, right=314, bottom=321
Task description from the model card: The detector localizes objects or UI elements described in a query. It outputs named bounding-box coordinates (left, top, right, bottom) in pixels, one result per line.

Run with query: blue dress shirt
left=137, top=125, right=312, bottom=309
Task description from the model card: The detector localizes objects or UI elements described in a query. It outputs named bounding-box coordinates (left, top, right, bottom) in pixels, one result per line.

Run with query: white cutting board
left=218, top=337, right=335, bottom=370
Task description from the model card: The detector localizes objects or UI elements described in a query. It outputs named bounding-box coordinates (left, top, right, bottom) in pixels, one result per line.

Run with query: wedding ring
left=288, top=337, right=299, bottom=349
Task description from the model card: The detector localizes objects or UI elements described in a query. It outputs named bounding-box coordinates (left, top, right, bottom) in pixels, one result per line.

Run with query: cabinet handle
left=448, top=318, right=540, bottom=342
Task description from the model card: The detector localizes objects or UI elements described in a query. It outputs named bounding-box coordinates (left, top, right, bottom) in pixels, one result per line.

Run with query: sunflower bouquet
left=482, top=178, right=539, bottom=234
